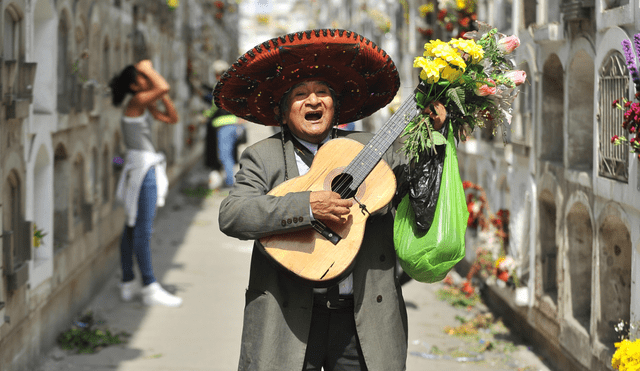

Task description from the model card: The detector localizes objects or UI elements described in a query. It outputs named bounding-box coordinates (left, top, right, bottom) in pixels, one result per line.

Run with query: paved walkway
left=35, top=124, right=554, bottom=370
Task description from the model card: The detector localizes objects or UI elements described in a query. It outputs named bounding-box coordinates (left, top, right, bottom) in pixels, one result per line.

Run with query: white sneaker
left=119, top=281, right=136, bottom=302
left=208, top=171, right=223, bottom=190
left=142, top=282, right=183, bottom=307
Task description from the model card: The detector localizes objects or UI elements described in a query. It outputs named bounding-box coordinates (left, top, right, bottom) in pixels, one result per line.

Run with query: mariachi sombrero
left=213, top=29, right=400, bottom=126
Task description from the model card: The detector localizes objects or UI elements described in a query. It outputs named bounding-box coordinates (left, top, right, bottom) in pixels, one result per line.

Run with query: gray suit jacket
left=219, top=130, right=409, bottom=371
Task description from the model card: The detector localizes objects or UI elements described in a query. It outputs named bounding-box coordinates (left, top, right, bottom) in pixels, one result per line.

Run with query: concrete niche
left=538, top=189, right=558, bottom=305
left=541, top=54, right=564, bottom=163
left=53, top=145, right=70, bottom=252
left=567, top=50, right=594, bottom=171
left=597, top=214, right=631, bottom=347
left=566, top=202, right=593, bottom=332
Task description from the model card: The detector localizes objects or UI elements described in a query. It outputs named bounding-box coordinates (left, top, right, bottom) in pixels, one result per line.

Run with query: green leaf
left=415, top=91, right=427, bottom=109
left=431, top=131, right=447, bottom=146
left=446, top=87, right=466, bottom=115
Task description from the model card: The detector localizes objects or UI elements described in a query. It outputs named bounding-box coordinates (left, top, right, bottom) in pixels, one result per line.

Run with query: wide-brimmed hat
left=213, top=29, right=400, bottom=126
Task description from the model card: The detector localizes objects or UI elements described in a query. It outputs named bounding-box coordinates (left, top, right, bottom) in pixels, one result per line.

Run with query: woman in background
left=110, top=60, right=182, bottom=307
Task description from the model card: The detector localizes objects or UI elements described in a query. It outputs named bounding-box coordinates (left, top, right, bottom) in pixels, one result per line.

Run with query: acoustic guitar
left=258, top=86, right=426, bottom=287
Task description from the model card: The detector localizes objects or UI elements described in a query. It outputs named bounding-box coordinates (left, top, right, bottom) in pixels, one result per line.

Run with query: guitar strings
left=334, top=98, right=417, bottom=199
left=332, top=96, right=419, bottom=200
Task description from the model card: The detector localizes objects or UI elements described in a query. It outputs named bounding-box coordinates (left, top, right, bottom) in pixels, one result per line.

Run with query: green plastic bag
left=394, top=124, right=469, bottom=283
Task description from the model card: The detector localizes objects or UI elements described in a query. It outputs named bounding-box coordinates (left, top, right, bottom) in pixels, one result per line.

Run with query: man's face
left=281, top=81, right=335, bottom=144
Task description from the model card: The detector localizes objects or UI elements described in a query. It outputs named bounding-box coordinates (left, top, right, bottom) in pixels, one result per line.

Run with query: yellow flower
left=414, top=57, right=442, bottom=83
left=612, top=339, right=640, bottom=371
left=424, top=40, right=467, bottom=70
left=423, top=40, right=447, bottom=58
left=167, top=0, right=179, bottom=8
left=442, top=65, right=463, bottom=82
left=456, top=0, right=466, bottom=10
left=418, top=3, right=434, bottom=17
left=449, top=38, right=484, bottom=64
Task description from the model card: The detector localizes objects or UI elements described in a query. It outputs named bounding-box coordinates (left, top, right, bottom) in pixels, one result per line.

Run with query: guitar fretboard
left=343, top=93, right=421, bottom=190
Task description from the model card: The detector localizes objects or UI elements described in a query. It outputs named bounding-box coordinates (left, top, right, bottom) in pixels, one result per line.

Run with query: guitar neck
left=344, top=93, right=420, bottom=188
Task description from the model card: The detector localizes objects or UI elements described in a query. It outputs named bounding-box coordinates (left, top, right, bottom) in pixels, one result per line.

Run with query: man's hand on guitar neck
left=310, top=191, right=354, bottom=224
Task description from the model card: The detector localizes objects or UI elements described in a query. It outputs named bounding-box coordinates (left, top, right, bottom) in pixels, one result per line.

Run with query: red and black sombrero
left=213, top=29, right=400, bottom=126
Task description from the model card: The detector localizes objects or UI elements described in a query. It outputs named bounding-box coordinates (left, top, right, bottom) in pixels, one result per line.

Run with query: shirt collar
left=292, top=133, right=332, bottom=155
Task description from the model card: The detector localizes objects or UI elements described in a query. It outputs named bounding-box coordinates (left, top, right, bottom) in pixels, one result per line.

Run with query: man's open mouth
left=305, top=111, right=323, bottom=121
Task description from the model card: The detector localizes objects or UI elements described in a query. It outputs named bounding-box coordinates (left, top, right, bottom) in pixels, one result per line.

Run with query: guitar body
left=258, top=138, right=397, bottom=287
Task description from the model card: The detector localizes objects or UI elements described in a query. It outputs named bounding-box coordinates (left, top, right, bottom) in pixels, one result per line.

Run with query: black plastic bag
left=406, top=124, right=448, bottom=232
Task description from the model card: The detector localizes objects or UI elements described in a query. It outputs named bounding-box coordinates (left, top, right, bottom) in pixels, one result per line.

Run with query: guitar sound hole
left=331, top=173, right=356, bottom=199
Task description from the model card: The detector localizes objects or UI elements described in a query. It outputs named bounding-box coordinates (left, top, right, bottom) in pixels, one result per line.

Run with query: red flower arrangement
left=417, top=27, right=434, bottom=38
left=213, top=0, right=225, bottom=20
left=462, top=181, right=510, bottom=246
left=437, top=9, right=448, bottom=21
left=612, top=34, right=640, bottom=160
left=492, top=209, right=509, bottom=247
left=461, top=280, right=475, bottom=296
left=612, top=98, right=640, bottom=159
left=462, top=181, right=488, bottom=229
left=461, top=181, right=519, bottom=291
left=436, top=0, right=478, bottom=39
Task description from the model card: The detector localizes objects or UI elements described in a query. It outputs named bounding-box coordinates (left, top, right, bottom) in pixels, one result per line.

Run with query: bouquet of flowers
left=611, top=33, right=640, bottom=160
left=495, top=255, right=516, bottom=283
left=401, top=22, right=526, bottom=161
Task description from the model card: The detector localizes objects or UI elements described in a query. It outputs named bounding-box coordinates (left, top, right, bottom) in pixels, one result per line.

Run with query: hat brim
left=213, top=29, right=400, bottom=126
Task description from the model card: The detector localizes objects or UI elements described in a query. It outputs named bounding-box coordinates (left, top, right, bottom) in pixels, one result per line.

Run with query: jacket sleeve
left=218, top=143, right=313, bottom=241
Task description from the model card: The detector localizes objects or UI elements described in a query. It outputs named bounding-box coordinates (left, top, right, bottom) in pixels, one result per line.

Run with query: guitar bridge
left=312, top=220, right=341, bottom=245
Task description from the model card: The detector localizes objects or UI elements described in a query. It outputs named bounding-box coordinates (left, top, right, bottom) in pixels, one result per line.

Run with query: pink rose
left=497, top=35, right=520, bottom=54
left=504, top=70, right=527, bottom=86
left=475, top=79, right=496, bottom=96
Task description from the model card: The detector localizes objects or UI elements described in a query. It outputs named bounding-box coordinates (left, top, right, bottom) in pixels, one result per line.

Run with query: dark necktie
left=289, top=134, right=317, bottom=168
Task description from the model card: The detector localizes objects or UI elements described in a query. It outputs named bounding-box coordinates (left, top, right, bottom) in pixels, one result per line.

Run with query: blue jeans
left=120, top=167, right=157, bottom=286
left=217, top=124, right=242, bottom=187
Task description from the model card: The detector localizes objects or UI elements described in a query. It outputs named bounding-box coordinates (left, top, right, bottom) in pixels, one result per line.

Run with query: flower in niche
left=419, top=3, right=435, bottom=17
left=167, top=0, right=179, bottom=9
left=432, top=0, right=477, bottom=39
left=613, top=34, right=640, bottom=161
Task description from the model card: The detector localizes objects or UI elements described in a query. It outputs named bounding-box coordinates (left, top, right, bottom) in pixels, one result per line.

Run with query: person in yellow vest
left=207, top=60, right=247, bottom=188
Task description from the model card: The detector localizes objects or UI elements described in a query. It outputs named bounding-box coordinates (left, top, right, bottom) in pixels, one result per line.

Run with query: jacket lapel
left=283, top=134, right=301, bottom=179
